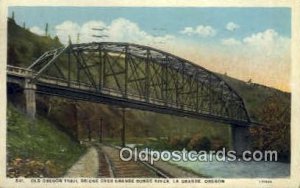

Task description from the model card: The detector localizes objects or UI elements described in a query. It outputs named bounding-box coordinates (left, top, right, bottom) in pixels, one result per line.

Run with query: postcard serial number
left=259, top=180, right=272, bottom=184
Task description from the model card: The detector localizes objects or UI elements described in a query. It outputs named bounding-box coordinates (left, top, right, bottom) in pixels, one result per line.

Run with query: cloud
left=221, top=38, right=241, bottom=46
left=79, top=20, right=107, bottom=43
left=180, top=25, right=216, bottom=37
left=29, top=26, right=44, bottom=36
left=52, top=20, right=290, bottom=91
left=180, top=27, right=194, bottom=36
left=242, top=29, right=290, bottom=57
left=217, top=29, right=290, bottom=91
left=226, top=22, right=239, bottom=31
left=243, top=29, right=285, bottom=47
left=55, top=21, right=80, bottom=45
left=108, top=18, right=151, bottom=42
left=54, top=18, right=174, bottom=46
left=221, top=29, right=289, bottom=54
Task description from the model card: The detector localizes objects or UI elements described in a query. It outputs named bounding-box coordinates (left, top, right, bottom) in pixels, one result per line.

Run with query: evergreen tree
left=77, top=33, right=80, bottom=44
left=45, top=23, right=49, bottom=36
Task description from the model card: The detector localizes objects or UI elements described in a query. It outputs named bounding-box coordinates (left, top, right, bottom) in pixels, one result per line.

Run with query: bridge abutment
left=23, top=79, right=36, bottom=118
left=231, top=125, right=251, bottom=156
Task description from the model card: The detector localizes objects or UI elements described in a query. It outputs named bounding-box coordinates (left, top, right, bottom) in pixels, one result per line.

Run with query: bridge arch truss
left=27, top=42, right=250, bottom=125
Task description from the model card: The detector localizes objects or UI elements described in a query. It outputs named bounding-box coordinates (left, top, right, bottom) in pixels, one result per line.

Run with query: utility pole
left=99, top=118, right=103, bottom=143
left=92, top=27, right=109, bottom=41
left=11, top=11, right=15, bottom=20
left=121, top=107, right=126, bottom=147
left=87, top=121, right=92, bottom=142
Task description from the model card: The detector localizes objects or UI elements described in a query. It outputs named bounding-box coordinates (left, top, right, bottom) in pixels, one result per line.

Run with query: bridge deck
left=7, top=65, right=251, bottom=126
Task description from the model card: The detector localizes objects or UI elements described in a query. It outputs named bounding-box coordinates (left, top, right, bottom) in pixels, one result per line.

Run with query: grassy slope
left=7, top=103, right=86, bottom=177
left=7, top=19, right=86, bottom=177
left=219, top=74, right=290, bottom=121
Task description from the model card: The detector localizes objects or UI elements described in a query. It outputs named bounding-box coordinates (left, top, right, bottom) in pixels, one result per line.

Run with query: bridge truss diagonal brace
left=24, top=42, right=252, bottom=124
left=29, top=46, right=69, bottom=83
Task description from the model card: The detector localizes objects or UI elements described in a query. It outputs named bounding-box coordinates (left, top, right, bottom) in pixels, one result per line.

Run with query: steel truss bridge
left=7, top=42, right=251, bottom=126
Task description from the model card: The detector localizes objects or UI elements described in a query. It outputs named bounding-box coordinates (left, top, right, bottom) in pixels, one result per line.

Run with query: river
left=169, top=159, right=290, bottom=178
left=125, top=144, right=290, bottom=178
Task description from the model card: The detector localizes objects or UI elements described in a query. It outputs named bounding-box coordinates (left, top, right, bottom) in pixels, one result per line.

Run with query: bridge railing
left=41, top=75, right=218, bottom=116
left=7, top=65, right=240, bottom=121
left=37, top=74, right=203, bottom=111
left=7, top=65, right=35, bottom=78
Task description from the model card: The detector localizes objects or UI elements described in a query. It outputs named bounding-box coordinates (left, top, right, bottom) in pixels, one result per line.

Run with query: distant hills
left=219, top=74, right=290, bottom=122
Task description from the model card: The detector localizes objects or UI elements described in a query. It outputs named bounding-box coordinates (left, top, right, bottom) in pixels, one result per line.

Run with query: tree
left=250, top=93, right=290, bottom=161
left=76, top=33, right=80, bottom=44
left=68, top=35, right=72, bottom=44
left=54, top=36, right=60, bottom=42
left=11, top=11, right=15, bottom=20
left=45, top=23, right=49, bottom=36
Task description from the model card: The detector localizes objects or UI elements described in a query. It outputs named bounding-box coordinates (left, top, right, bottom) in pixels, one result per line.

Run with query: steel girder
left=27, top=42, right=251, bottom=124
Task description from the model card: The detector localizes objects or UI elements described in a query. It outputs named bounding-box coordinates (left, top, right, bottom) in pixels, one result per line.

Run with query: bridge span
left=7, top=42, right=254, bottom=154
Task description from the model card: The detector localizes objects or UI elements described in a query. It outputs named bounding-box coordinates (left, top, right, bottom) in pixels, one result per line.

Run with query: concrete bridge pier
left=231, top=125, right=251, bottom=156
left=23, top=79, right=36, bottom=118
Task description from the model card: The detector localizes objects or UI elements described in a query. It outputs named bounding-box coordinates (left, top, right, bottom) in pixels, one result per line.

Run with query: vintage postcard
left=0, top=0, right=299, bottom=187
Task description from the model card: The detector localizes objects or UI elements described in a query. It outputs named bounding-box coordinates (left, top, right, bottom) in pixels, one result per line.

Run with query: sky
left=8, top=7, right=291, bottom=91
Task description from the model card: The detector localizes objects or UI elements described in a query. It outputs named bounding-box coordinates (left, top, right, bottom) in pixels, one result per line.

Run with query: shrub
left=187, top=133, right=211, bottom=151
left=168, top=136, right=181, bottom=150
left=168, top=136, right=191, bottom=150
left=210, top=136, right=227, bottom=150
